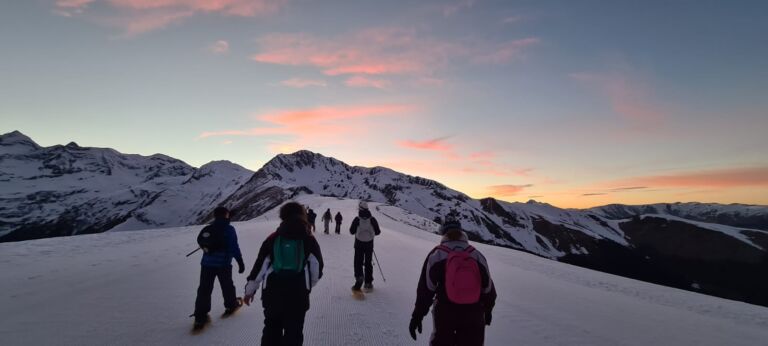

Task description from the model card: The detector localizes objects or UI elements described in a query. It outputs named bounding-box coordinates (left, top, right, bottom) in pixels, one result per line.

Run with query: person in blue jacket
left=193, top=206, right=245, bottom=330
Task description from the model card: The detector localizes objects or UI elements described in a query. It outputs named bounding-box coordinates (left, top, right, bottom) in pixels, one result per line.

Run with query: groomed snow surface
left=1, top=197, right=767, bottom=345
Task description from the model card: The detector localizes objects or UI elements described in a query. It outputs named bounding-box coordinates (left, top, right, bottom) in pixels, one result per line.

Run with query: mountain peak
left=0, top=130, right=41, bottom=152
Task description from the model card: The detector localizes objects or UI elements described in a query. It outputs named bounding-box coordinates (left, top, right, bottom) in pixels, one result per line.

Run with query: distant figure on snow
left=409, top=214, right=497, bottom=345
left=334, top=212, right=343, bottom=234
left=322, top=208, right=332, bottom=234
left=243, top=202, right=324, bottom=346
left=350, top=201, right=381, bottom=292
left=192, top=206, right=245, bottom=331
left=307, top=208, right=317, bottom=233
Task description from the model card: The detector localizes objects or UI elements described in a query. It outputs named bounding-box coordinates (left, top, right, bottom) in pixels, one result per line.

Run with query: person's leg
left=261, top=307, right=283, bottom=346
left=363, top=247, right=374, bottom=285
left=430, top=305, right=456, bottom=346
left=353, top=247, right=364, bottom=288
left=335, top=222, right=340, bottom=234
left=282, top=307, right=307, bottom=346
left=455, top=311, right=486, bottom=346
left=216, top=266, right=239, bottom=309
left=193, top=267, right=216, bottom=321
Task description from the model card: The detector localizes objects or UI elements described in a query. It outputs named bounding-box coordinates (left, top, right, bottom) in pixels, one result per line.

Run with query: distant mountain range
left=1, top=130, right=767, bottom=307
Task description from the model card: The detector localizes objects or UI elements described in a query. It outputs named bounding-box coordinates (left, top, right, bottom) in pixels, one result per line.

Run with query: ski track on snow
left=1, top=197, right=768, bottom=345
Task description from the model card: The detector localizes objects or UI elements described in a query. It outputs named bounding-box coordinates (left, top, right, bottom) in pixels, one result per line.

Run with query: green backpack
left=272, top=236, right=305, bottom=273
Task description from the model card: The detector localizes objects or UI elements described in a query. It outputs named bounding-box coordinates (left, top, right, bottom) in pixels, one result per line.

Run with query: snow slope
left=1, top=196, right=767, bottom=346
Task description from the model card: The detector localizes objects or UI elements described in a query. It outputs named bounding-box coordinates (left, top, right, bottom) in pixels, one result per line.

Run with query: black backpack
left=197, top=224, right=227, bottom=253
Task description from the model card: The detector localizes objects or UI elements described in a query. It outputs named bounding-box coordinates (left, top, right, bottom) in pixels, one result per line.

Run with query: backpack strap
left=437, top=245, right=453, bottom=253
left=463, top=245, right=475, bottom=254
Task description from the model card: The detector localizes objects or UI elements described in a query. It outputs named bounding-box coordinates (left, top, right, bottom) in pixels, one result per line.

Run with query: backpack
left=355, top=218, right=375, bottom=242
left=272, top=236, right=305, bottom=274
left=438, top=245, right=482, bottom=304
left=197, top=225, right=227, bottom=253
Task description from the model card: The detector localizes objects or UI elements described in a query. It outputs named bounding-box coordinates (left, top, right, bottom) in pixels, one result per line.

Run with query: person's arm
left=306, top=236, right=324, bottom=288
left=349, top=217, right=359, bottom=235
left=412, top=248, right=440, bottom=319
left=247, top=233, right=274, bottom=281
left=229, top=226, right=244, bottom=270
left=476, top=252, right=497, bottom=319
left=371, top=217, right=382, bottom=235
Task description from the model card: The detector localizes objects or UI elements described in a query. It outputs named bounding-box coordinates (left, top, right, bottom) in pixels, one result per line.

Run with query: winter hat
left=358, top=201, right=369, bottom=210
left=439, top=214, right=462, bottom=234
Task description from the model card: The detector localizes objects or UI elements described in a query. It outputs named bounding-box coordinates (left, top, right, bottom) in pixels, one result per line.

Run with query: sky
left=1, top=0, right=767, bottom=208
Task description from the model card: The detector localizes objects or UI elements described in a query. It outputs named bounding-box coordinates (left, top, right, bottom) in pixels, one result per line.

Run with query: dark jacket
left=323, top=210, right=332, bottom=221
left=307, top=211, right=317, bottom=223
left=200, top=219, right=243, bottom=268
left=411, top=232, right=496, bottom=320
left=247, top=219, right=324, bottom=309
left=350, top=209, right=381, bottom=248
left=335, top=212, right=343, bottom=223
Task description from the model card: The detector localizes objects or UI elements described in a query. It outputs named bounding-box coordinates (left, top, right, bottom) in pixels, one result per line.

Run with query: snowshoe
left=191, top=315, right=211, bottom=334
left=351, top=286, right=365, bottom=300
left=363, top=283, right=374, bottom=293
left=221, top=297, right=243, bottom=318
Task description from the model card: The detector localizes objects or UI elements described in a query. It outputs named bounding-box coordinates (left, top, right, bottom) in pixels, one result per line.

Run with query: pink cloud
left=251, top=28, right=538, bottom=85
left=55, top=0, right=286, bottom=36
left=199, top=104, right=414, bottom=148
left=280, top=78, right=327, bottom=88
left=209, top=40, right=230, bottom=54
left=345, top=75, right=391, bottom=89
left=398, top=137, right=453, bottom=152
left=570, top=69, right=664, bottom=130
left=488, top=184, right=534, bottom=196
left=611, top=166, right=768, bottom=189
left=473, top=38, right=540, bottom=64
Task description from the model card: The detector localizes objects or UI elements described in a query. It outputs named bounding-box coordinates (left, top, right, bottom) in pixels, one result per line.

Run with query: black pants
left=353, top=241, right=374, bottom=284
left=430, top=304, right=486, bottom=346
left=262, top=305, right=308, bottom=346
left=334, top=222, right=341, bottom=234
left=323, top=220, right=330, bottom=233
left=194, top=266, right=238, bottom=321
left=261, top=277, right=310, bottom=346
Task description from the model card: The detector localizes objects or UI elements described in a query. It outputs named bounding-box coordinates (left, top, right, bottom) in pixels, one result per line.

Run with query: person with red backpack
left=409, top=214, right=496, bottom=346
left=242, top=202, right=324, bottom=346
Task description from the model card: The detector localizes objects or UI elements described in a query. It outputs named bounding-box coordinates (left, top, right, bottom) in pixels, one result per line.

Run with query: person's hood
left=358, top=209, right=372, bottom=219
left=277, top=218, right=309, bottom=239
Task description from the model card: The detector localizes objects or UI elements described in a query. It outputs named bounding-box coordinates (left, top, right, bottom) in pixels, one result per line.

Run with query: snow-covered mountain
left=0, top=131, right=252, bottom=241
left=2, top=132, right=767, bottom=307
left=591, top=202, right=768, bottom=231
left=218, top=150, right=768, bottom=307
left=2, top=196, right=767, bottom=346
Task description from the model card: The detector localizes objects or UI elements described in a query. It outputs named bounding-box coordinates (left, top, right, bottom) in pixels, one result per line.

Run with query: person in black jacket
left=243, top=202, right=324, bottom=346
left=307, top=208, right=317, bottom=233
left=349, top=201, right=381, bottom=291
left=193, top=207, right=244, bottom=330
left=334, top=212, right=343, bottom=234
left=409, top=214, right=496, bottom=346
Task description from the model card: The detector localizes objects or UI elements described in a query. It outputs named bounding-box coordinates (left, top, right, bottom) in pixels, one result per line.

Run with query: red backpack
left=438, top=245, right=482, bottom=304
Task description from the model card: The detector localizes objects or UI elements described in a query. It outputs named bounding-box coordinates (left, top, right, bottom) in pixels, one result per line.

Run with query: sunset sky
left=1, top=0, right=767, bottom=208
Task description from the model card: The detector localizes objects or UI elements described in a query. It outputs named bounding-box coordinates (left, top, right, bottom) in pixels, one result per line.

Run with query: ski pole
left=373, top=249, right=386, bottom=282
left=186, top=247, right=201, bottom=257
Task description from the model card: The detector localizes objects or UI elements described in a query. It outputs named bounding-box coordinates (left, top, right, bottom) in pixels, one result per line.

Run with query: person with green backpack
left=242, top=202, right=324, bottom=346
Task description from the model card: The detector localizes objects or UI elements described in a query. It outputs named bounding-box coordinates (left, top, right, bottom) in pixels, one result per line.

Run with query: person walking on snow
left=193, top=206, right=245, bottom=330
left=334, top=212, right=343, bottom=234
left=409, top=214, right=497, bottom=346
left=307, top=208, right=317, bottom=233
left=243, top=202, right=324, bottom=346
left=322, top=208, right=332, bottom=234
left=350, top=201, right=381, bottom=291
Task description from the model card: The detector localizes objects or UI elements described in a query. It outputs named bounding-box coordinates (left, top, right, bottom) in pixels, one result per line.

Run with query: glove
left=408, top=316, right=422, bottom=340
left=243, top=280, right=259, bottom=306
left=484, top=310, right=492, bottom=326
left=237, top=258, right=245, bottom=274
